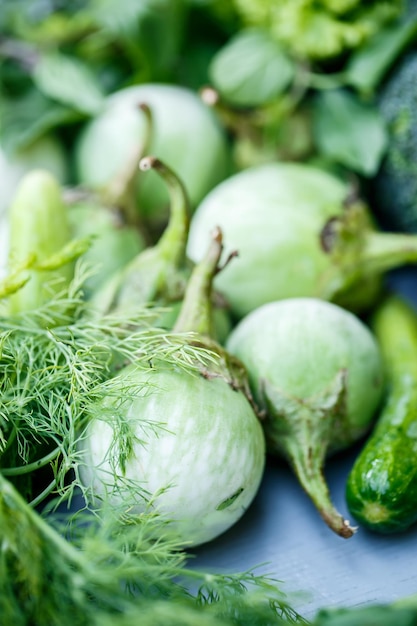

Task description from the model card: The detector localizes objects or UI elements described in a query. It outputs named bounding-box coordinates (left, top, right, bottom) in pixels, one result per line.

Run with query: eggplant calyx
left=173, top=226, right=224, bottom=338
left=320, top=198, right=417, bottom=306
left=260, top=369, right=357, bottom=538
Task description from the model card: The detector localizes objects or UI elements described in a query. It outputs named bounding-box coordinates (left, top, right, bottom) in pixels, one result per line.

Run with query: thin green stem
left=29, top=477, right=59, bottom=508
left=173, top=227, right=224, bottom=337
left=332, top=230, right=417, bottom=303
left=2, top=445, right=61, bottom=476
left=139, top=156, right=190, bottom=267
left=288, top=444, right=356, bottom=539
left=362, top=230, right=417, bottom=275
left=0, top=472, right=82, bottom=564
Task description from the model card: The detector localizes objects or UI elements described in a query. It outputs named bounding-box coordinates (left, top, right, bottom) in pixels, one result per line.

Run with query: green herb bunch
left=1, top=469, right=307, bottom=626
left=0, top=259, right=216, bottom=504
left=0, top=261, right=307, bottom=626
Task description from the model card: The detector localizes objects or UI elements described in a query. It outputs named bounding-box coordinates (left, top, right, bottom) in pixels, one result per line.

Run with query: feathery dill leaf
left=0, top=261, right=218, bottom=506
left=0, top=472, right=307, bottom=626
left=0, top=262, right=308, bottom=626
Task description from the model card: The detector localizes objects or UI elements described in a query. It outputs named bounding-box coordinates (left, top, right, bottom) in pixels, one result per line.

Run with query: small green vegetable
left=7, top=170, right=78, bottom=316
left=92, top=156, right=191, bottom=315
left=92, top=155, right=232, bottom=343
left=227, top=297, right=384, bottom=538
left=346, top=294, right=417, bottom=533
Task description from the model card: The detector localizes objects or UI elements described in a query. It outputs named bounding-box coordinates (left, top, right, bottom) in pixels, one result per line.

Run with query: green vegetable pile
left=2, top=1, right=417, bottom=624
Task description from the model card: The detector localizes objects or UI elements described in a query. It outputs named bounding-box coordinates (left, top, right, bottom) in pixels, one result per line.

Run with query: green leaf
left=344, top=17, right=417, bottom=95
left=1, top=90, right=79, bottom=153
left=89, top=0, right=187, bottom=81
left=312, top=89, right=388, bottom=177
left=90, top=0, right=154, bottom=33
left=33, top=52, right=105, bottom=115
left=209, top=28, right=294, bottom=107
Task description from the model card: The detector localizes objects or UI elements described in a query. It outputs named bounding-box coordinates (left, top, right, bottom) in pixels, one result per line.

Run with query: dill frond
left=0, top=261, right=217, bottom=507
left=0, top=472, right=308, bottom=626
left=0, top=262, right=308, bottom=626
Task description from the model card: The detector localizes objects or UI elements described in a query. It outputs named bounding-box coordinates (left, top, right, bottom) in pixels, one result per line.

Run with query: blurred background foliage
left=1, top=0, right=416, bottom=180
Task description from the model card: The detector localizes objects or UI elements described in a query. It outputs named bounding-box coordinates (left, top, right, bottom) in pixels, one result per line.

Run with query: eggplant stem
left=289, top=448, right=357, bottom=539
left=139, top=156, right=190, bottom=269
left=262, top=372, right=356, bottom=538
left=173, top=227, right=223, bottom=337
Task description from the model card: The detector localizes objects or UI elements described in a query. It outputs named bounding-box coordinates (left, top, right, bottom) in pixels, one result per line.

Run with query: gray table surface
left=192, top=449, right=417, bottom=620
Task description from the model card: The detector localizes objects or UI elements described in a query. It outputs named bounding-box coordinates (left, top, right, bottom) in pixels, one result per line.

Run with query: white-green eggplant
left=187, top=162, right=417, bottom=320
left=227, top=297, right=384, bottom=538
left=79, top=228, right=265, bottom=547
left=91, top=155, right=232, bottom=343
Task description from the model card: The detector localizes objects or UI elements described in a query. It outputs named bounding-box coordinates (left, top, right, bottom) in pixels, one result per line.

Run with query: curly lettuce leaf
left=231, top=0, right=403, bottom=60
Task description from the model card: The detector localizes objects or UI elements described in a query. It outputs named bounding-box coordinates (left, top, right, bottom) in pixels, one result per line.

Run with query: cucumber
left=370, top=49, right=417, bottom=233
left=345, top=295, right=417, bottom=533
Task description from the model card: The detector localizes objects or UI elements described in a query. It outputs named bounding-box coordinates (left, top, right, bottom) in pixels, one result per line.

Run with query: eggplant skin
left=79, top=364, right=266, bottom=547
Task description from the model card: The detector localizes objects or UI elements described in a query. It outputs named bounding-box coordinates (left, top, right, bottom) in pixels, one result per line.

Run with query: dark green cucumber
left=346, top=295, right=417, bottom=533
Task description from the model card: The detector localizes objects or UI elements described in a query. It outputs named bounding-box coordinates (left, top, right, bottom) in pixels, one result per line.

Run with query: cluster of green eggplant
left=3, top=76, right=417, bottom=547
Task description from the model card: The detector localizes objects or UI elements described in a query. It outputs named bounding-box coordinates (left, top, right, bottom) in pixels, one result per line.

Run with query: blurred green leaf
left=10, top=10, right=93, bottom=46
left=313, top=605, right=417, bottom=626
left=312, top=89, right=388, bottom=177
left=1, top=90, right=80, bottom=153
left=89, top=0, right=187, bottom=81
left=133, top=0, right=187, bottom=80
left=344, top=17, right=417, bottom=95
left=90, top=0, right=155, bottom=33
left=33, top=52, right=105, bottom=115
left=209, top=28, right=294, bottom=107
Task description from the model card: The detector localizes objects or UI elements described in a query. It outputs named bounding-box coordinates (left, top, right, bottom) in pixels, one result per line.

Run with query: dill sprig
left=0, top=471, right=307, bottom=626
left=0, top=262, right=308, bottom=626
left=0, top=261, right=217, bottom=507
